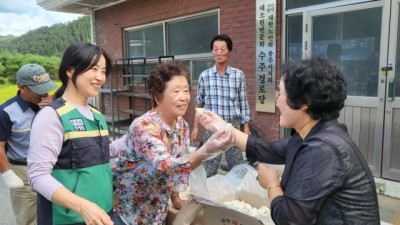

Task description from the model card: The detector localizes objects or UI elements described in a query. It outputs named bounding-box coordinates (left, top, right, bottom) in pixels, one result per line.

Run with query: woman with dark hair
left=111, top=60, right=234, bottom=225
left=28, top=43, right=126, bottom=225
left=197, top=58, right=380, bottom=224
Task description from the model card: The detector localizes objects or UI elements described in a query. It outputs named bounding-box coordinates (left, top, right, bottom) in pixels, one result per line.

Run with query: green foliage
left=0, top=16, right=90, bottom=84
left=0, top=61, right=5, bottom=75
left=0, top=16, right=91, bottom=57
left=0, top=51, right=60, bottom=84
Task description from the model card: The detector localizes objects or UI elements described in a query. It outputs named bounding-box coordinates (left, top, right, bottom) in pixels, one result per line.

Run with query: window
left=311, top=7, right=382, bottom=96
left=125, top=25, right=163, bottom=58
left=286, top=15, right=303, bottom=61
left=124, top=11, right=218, bottom=82
left=192, top=59, right=215, bottom=81
left=287, top=0, right=346, bottom=10
left=166, top=13, right=218, bottom=55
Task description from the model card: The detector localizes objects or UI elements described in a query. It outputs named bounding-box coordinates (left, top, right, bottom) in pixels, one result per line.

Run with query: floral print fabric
left=112, top=110, right=191, bottom=225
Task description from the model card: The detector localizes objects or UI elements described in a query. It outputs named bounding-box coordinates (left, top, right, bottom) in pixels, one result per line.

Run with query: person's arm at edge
left=191, top=73, right=205, bottom=142
left=239, top=70, right=251, bottom=135
left=28, top=106, right=64, bottom=199
left=0, top=141, right=10, bottom=172
left=189, top=128, right=236, bottom=169
left=196, top=109, right=249, bottom=152
left=51, top=187, right=112, bottom=224
left=257, top=164, right=283, bottom=206
left=242, top=123, right=250, bottom=135
left=234, top=127, right=249, bottom=152
left=109, top=134, right=127, bottom=158
left=0, top=108, right=23, bottom=188
left=188, top=150, right=205, bottom=169
left=0, top=109, right=11, bottom=173
left=191, top=105, right=203, bottom=142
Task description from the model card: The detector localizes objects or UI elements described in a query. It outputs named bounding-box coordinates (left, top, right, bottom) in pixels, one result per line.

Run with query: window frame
left=123, top=9, right=219, bottom=83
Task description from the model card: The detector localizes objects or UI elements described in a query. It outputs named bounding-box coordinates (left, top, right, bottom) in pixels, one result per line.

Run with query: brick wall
left=95, top=0, right=282, bottom=141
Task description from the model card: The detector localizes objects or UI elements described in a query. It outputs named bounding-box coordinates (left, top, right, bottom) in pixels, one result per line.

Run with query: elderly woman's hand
left=196, top=108, right=227, bottom=133
left=196, top=124, right=235, bottom=160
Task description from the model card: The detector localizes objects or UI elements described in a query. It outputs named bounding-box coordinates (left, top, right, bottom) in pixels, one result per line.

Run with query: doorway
left=296, top=0, right=400, bottom=181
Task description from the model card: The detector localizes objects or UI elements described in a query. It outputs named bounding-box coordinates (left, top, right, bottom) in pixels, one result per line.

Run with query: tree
left=0, top=16, right=90, bottom=84
left=0, top=51, right=60, bottom=85
left=0, top=16, right=90, bottom=57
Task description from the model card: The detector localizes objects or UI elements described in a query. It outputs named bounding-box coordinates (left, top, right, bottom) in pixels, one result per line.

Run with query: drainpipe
left=90, top=8, right=95, bottom=44
left=89, top=8, right=98, bottom=107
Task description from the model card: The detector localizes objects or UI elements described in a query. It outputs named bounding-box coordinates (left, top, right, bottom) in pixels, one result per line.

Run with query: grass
left=0, top=85, right=18, bottom=104
left=0, top=82, right=61, bottom=104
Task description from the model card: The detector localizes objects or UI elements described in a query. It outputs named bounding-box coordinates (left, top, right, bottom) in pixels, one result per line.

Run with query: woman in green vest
left=28, top=43, right=125, bottom=225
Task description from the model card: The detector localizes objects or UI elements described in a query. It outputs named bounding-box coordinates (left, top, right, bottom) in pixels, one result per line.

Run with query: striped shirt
left=0, top=93, right=39, bottom=162
left=195, top=65, right=250, bottom=124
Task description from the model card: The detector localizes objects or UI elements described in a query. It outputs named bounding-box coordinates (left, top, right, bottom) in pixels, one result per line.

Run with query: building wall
left=95, top=0, right=282, bottom=141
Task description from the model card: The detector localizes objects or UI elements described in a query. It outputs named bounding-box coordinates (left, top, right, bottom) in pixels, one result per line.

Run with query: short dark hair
left=148, top=60, right=190, bottom=108
left=281, top=57, right=347, bottom=121
left=210, top=34, right=233, bottom=52
left=55, top=43, right=111, bottom=97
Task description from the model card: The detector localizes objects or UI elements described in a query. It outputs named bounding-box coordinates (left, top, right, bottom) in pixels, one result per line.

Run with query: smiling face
left=155, top=75, right=190, bottom=125
left=68, top=55, right=107, bottom=104
left=276, top=79, right=304, bottom=129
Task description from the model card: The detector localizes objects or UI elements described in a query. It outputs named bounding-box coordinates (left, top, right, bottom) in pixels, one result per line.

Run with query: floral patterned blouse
left=112, top=109, right=191, bottom=225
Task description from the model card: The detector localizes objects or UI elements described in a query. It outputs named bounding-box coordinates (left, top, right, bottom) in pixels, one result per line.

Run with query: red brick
left=97, top=0, right=283, bottom=141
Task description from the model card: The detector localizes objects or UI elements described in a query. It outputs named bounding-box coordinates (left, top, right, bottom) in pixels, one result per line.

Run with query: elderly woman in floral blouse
left=111, top=60, right=234, bottom=225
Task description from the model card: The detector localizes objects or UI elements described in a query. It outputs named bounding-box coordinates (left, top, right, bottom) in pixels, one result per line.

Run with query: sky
left=0, top=0, right=83, bottom=36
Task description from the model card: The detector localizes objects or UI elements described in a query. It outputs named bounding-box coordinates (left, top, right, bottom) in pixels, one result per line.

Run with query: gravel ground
left=0, top=177, right=16, bottom=225
left=1, top=174, right=399, bottom=225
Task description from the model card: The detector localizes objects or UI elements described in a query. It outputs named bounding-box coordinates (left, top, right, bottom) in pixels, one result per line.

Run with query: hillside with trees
left=0, top=16, right=90, bottom=85
left=0, top=16, right=90, bottom=57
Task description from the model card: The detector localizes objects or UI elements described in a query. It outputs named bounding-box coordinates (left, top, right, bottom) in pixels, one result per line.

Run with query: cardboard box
left=190, top=194, right=274, bottom=225
left=167, top=199, right=204, bottom=225
left=167, top=189, right=204, bottom=225
left=168, top=164, right=275, bottom=225
left=187, top=164, right=274, bottom=225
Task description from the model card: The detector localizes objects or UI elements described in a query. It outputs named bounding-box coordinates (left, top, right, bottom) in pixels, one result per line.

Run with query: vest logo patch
left=70, top=119, right=86, bottom=131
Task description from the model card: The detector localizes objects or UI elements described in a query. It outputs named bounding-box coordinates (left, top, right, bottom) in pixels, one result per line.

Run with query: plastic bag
left=172, top=199, right=204, bottom=225
left=238, top=165, right=269, bottom=208
left=189, top=164, right=268, bottom=203
left=181, top=164, right=271, bottom=224
left=223, top=163, right=252, bottom=189
left=189, top=164, right=238, bottom=202
left=206, top=174, right=237, bottom=202
left=188, top=165, right=209, bottom=199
